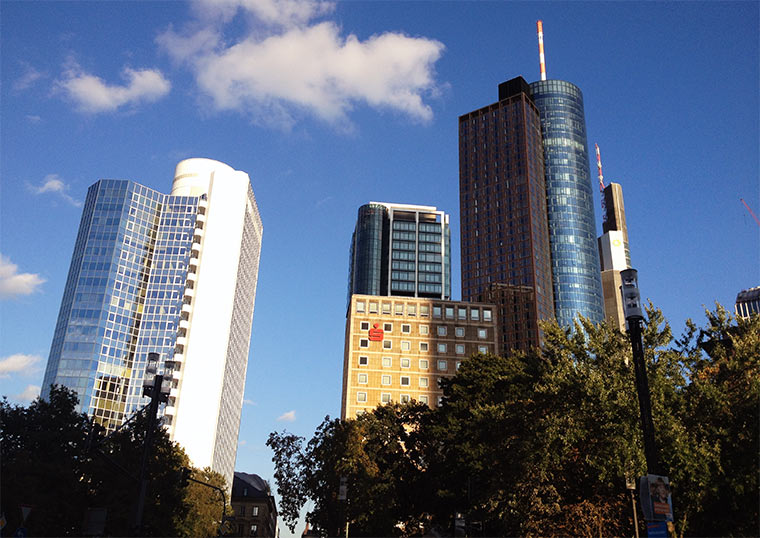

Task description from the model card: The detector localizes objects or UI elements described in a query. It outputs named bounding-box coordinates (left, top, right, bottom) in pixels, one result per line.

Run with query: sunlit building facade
left=41, top=158, right=263, bottom=488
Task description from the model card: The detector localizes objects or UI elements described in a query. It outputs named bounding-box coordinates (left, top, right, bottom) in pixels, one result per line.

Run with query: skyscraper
left=348, top=202, right=451, bottom=302
left=597, top=182, right=631, bottom=330
left=41, top=158, right=263, bottom=487
left=529, top=78, right=605, bottom=327
left=459, top=76, right=554, bottom=352
left=735, top=286, right=760, bottom=319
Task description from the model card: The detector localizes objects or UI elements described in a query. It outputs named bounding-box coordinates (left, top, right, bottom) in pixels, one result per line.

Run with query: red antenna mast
left=596, top=143, right=607, bottom=224
left=741, top=198, right=760, bottom=228
left=537, top=20, right=547, bottom=81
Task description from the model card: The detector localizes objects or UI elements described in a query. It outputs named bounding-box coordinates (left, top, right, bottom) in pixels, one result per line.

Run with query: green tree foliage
left=0, top=385, right=229, bottom=537
left=269, top=306, right=759, bottom=537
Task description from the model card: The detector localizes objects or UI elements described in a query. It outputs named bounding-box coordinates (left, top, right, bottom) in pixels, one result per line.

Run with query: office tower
left=597, top=181, right=631, bottom=330
left=735, top=286, right=760, bottom=319
left=348, top=202, right=451, bottom=301
left=459, top=76, right=554, bottom=353
left=341, top=295, right=498, bottom=419
left=41, top=158, right=263, bottom=487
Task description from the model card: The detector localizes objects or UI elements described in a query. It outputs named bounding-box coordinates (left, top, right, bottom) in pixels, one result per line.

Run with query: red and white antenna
left=596, top=143, right=608, bottom=224
left=537, top=20, right=547, bottom=81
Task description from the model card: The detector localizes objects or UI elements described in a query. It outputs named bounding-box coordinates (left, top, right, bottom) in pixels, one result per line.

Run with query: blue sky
left=1, top=0, right=758, bottom=529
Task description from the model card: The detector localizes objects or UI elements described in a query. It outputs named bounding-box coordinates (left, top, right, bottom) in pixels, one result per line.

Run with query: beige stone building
left=341, top=294, right=498, bottom=419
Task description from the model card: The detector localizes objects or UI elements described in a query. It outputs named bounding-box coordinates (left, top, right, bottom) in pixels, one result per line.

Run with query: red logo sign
left=368, top=323, right=384, bottom=341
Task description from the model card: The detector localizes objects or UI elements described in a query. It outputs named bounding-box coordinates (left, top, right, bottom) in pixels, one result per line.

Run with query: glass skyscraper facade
left=348, top=202, right=451, bottom=303
left=529, top=80, right=605, bottom=327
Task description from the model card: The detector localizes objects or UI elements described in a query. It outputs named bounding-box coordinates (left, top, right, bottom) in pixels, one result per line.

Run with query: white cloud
left=28, top=174, right=82, bottom=207
left=16, top=385, right=41, bottom=403
left=277, top=410, right=296, bottom=422
left=0, top=354, right=42, bottom=378
left=243, top=398, right=257, bottom=405
left=14, top=63, right=44, bottom=91
left=0, top=257, right=46, bottom=300
left=238, top=439, right=248, bottom=446
left=26, top=114, right=42, bottom=123
left=58, top=62, right=171, bottom=114
left=158, top=0, right=444, bottom=128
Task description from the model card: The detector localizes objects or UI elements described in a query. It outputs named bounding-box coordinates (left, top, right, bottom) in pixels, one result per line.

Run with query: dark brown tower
left=459, top=76, right=554, bottom=353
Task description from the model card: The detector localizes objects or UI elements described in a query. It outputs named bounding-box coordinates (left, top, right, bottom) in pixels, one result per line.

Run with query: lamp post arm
left=187, top=475, right=228, bottom=537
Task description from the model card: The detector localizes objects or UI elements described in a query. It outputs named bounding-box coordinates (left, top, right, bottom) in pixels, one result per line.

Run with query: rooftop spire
left=537, top=20, right=547, bottom=81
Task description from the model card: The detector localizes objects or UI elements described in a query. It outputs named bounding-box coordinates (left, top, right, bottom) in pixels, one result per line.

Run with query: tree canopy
left=269, top=305, right=759, bottom=537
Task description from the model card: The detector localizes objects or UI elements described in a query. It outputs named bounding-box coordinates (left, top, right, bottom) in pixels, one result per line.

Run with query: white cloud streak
left=58, top=62, right=171, bottom=114
left=277, top=410, right=296, bottom=422
left=16, top=385, right=41, bottom=403
left=28, top=174, right=82, bottom=207
left=14, top=63, right=44, bottom=91
left=0, top=257, right=46, bottom=300
left=158, top=0, right=444, bottom=128
left=0, top=354, right=42, bottom=378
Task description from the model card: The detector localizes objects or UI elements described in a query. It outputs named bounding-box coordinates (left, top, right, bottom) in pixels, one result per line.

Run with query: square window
left=419, top=395, right=429, bottom=405
left=456, top=344, right=465, bottom=355
left=478, top=345, right=488, bottom=354
left=419, top=377, right=429, bottom=387
left=478, top=328, right=487, bottom=339
left=455, top=327, right=465, bottom=337
left=401, top=358, right=411, bottom=368
left=382, top=303, right=391, bottom=314
left=382, top=357, right=392, bottom=367
left=420, top=305, right=430, bottom=317
left=401, top=324, right=411, bottom=334
left=457, top=307, right=467, bottom=320
left=420, top=342, right=429, bottom=352
left=420, top=325, right=429, bottom=335
left=384, top=323, right=393, bottom=332
left=437, top=343, right=447, bottom=353
left=433, top=306, right=442, bottom=318
left=383, top=340, right=392, bottom=349
left=471, top=308, right=480, bottom=321
left=358, top=373, right=368, bottom=384
left=357, top=392, right=367, bottom=402
left=360, top=339, right=369, bottom=348
left=369, top=302, right=378, bottom=313
left=401, top=376, right=410, bottom=386
left=381, top=393, right=391, bottom=403
left=395, top=304, right=404, bottom=315
left=382, top=375, right=391, bottom=385
left=437, top=359, right=447, bottom=371
left=401, top=341, right=411, bottom=351
left=360, top=321, right=369, bottom=331
left=483, top=309, right=492, bottom=321
left=445, top=307, right=454, bottom=319
left=400, top=394, right=410, bottom=403
left=419, top=359, right=429, bottom=369
left=407, top=305, right=416, bottom=316
left=437, top=326, right=447, bottom=336
left=358, top=356, right=368, bottom=366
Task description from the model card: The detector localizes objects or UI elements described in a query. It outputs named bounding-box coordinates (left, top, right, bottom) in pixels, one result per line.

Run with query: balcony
left=179, top=319, right=190, bottom=330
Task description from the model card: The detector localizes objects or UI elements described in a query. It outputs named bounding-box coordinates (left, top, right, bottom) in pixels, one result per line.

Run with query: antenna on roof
left=537, top=20, right=547, bottom=81
left=596, top=143, right=608, bottom=224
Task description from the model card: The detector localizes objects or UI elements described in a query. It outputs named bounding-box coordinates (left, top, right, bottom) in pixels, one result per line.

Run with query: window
left=419, top=359, right=429, bottom=369
left=384, top=323, right=393, bottom=332
left=401, top=358, right=411, bottom=368
left=419, top=395, right=429, bottom=404
left=483, top=309, right=492, bottom=321
left=251, top=524, right=258, bottom=536
left=359, top=339, right=368, bottom=348
left=381, top=393, right=391, bottom=403
left=382, top=375, right=391, bottom=385
left=437, top=326, right=447, bottom=336
left=382, top=303, right=391, bottom=314
left=456, top=361, right=462, bottom=370
left=420, top=305, right=430, bottom=317
left=252, top=506, right=259, bottom=516
left=401, top=341, right=411, bottom=351
left=358, top=356, right=368, bottom=366
left=401, top=324, right=411, bottom=334
left=445, top=307, right=454, bottom=319
left=458, top=307, right=467, bottom=320
left=471, top=308, right=480, bottom=320
left=478, top=345, right=488, bottom=354
left=383, top=340, right=392, bottom=349
left=400, top=394, right=410, bottom=403
left=356, top=301, right=365, bottom=313
left=395, top=303, right=404, bottom=315
left=407, top=305, right=416, bottom=316
left=357, top=392, right=367, bottom=402
left=401, top=376, right=410, bottom=386
left=437, top=343, right=447, bottom=353
left=420, top=342, right=429, bottom=351
left=437, top=359, right=447, bottom=371
left=420, top=325, right=429, bottom=335
left=360, top=321, right=369, bottom=330
left=237, top=505, right=246, bottom=516
left=456, top=344, right=465, bottom=355
left=478, top=328, right=487, bottom=339
left=419, top=377, right=429, bottom=387
left=358, top=373, right=368, bottom=384
left=455, top=327, right=465, bottom=337
left=433, top=305, right=442, bottom=318
left=369, top=302, right=378, bottom=313
left=382, top=357, right=392, bottom=367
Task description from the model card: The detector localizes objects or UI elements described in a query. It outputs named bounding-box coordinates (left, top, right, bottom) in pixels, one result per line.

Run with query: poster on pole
left=639, top=474, right=673, bottom=521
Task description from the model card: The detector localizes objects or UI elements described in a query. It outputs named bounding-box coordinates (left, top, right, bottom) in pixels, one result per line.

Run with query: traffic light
left=179, top=467, right=191, bottom=488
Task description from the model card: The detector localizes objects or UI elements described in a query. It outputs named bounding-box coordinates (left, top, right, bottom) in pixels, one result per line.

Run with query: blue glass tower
left=529, top=80, right=605, bottom=327
left=41, top=180, right=198, bottom=429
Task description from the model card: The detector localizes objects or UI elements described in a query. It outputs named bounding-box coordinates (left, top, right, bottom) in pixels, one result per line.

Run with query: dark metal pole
left=133, top=373, right=163, bottom=535
left=627, top=320, right=660, bottom=475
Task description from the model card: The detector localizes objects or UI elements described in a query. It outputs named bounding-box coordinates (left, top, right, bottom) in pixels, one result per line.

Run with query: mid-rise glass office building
left=530, top=80, right=605, bottom=327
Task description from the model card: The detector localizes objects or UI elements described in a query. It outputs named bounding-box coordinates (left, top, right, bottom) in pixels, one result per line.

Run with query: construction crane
left=596, top=143, right=607, bottom=224
left=741, top=198, right=760, bottom=228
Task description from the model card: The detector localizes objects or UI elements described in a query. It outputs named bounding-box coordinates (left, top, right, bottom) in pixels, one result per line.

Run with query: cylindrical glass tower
left=529, top=79, right=604, bottom=327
